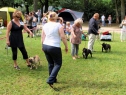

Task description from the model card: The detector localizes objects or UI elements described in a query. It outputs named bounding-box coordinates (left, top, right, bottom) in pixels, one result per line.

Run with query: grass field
left=0, top=27, right=126, bottom=95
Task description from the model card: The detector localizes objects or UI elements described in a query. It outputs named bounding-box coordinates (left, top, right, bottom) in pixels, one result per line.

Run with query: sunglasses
left=16, top=16, right=20, bottom=18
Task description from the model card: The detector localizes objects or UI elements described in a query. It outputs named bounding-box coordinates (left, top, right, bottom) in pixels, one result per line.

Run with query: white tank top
left=43, top=22, right=62, bottom=47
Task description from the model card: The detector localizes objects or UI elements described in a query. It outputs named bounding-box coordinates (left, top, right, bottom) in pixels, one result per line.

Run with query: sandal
left=14, top=66, right=20, bottom=70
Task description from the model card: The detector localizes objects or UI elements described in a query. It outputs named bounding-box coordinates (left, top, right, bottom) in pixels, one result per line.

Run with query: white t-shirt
left=101, top=15, right=105, bottom=21
left=122, top=20, right=126, bottom=29
left=43, top=22, right=62, bottom=47
left=66, top=25, right=72, bottom=30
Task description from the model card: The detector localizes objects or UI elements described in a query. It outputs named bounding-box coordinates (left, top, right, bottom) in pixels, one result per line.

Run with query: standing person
left=65, top=21, right=72, bottom=41
left=41, top=12, right=68, bottom=88
left=32, top=12, right=37, bottom=28
left=6, top=10, right=33, bottom=70
left=101, top=14, right=105, bottom=26
left=87, top=13, right=99, bottom=52
left=23, top=13, right=28, bottom=33
left=33, top=11, right=38, bottom=20
left=36, top=9, right=41, bottom=25
left=120, top=16, right=126, bottom=42
left=107, top=15, right=112, bottom=26
left=70, top=18, right=85, bottom=60
left=32, top=12, right=37, bottom=37
left=27, top=12, right=33, bottom=37
left=41, top=13, right=47, bottom=26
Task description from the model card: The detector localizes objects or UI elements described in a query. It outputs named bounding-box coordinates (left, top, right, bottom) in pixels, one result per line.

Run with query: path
left=82, top=22, right=121, bottom=33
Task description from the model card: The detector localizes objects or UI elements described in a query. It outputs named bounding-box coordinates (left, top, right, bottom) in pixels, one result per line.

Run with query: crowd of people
left=6, top=8, right=125, bottom=88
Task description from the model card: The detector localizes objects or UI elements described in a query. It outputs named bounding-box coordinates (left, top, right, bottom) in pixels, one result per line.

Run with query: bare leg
left=13, top=60, right=18, bottom=67
left=26, top=59, right=31, bottom=65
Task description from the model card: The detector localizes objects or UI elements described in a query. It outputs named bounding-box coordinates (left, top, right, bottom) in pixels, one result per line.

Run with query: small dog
left=102, top=43, right=111, bottom=52
left=29, top=55, right=41, bottom=69
left=82, top=48, right=92, bottom=59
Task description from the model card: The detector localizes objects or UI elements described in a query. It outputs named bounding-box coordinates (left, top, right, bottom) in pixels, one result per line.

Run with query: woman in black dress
left=6, top=10, right=33, bottom=70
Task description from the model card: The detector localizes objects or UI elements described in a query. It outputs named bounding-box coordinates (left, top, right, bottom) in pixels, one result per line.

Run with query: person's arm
left=122, top=20, right=126, bottom=26
left=6, top=21, right=12, bottom=46
left=59, top=26, right=68, bottom=53
left=41, top=29, right=46, bottom=44
left=82, top=30, right=87, bottom=37
left=71, top=27, right=76, bottom=38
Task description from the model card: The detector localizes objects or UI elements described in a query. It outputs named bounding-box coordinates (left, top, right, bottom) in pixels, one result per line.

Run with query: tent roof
left=60, top=9, right=84, bottom=19
left=0, top=7, right=16, bottom=12
left=58, top=9, right=84, bottom=24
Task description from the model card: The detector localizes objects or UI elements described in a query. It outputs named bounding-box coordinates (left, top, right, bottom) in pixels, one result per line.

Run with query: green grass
left=0, top=28, right=126, bottom=95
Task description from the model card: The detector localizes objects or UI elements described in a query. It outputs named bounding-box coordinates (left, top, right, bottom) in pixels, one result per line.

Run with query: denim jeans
left=71, top=43, right=79, bottom=56
left=42, top=44, right=62, bottom=84
left=37, top=16, right=41, bottom=24
left=102, top=21, right=105, bottom=26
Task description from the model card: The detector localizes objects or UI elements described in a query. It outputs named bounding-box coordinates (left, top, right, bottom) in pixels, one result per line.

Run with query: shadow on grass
left=53, top=80, right=124, bottom=91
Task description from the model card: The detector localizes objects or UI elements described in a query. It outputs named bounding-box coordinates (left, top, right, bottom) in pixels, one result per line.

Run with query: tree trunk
left=24, top=0, right=29, bottom=14
left=33, top=0, right=38, bottom=12
left=39, top=0, right=45, bottom=17
left=83, top=0, right=89, bottom=21
left=44, top=0, right=48, bottom=13
left=121, top=0, right=125, bottom=21
left=115, top=0, right=119, bottom=23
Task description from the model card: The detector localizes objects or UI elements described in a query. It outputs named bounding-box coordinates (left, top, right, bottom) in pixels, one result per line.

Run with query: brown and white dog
left=29, top=55, right=41, bottom=69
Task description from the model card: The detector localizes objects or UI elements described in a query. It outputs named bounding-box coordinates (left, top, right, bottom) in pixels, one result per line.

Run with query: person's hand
left=6, top=41, right=10, bottom=46
left=97, top=31, right=100, bottom=34
left=30, top=32, right=33, bottom=37
left=73, top=35, right=76, bottom=38
left=65, top=47, right=68, bottom=53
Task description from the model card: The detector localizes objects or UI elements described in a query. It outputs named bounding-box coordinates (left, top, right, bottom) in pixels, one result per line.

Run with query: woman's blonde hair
left=66, top=21, right=70, bottom=25
left=48, top=12, right=58, bottom=21
left=13, top=10, right=22, bottom=18
left=74, top=18, right=83, bottom=26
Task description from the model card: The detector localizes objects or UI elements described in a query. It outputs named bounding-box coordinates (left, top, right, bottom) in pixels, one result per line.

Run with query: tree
left=0, top=0, right=14, bottom=7
left=120, top=0, right=125, bottom=21
left=112, top=0, right=119, bottom=23
left=33, top=0, right=39, bottom=12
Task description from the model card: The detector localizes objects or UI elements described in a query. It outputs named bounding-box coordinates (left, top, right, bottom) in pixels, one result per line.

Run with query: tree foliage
left=0, top=0, right=125, bottom=23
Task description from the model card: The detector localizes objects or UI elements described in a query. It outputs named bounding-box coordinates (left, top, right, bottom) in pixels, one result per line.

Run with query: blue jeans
left=102, top=21, right=105, bottom=26
left=42, top=44, right=62, bottom=84
left=71, top=43, right=79, bottom=56
left=37, top=16, right=41, bottom=24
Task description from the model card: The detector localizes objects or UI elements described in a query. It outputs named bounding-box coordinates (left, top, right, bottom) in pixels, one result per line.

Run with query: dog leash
left=97, top=38, right=102, bottom=45
left=5, top=44, right=10, bottom=55
left=84, top=40, right=87, bottom=48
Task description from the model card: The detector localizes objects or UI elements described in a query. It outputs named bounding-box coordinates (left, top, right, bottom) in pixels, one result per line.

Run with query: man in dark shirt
left=87, top=13, right=99, bottom=51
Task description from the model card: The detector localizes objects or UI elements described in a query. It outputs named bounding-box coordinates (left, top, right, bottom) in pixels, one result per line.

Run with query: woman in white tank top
left=41, top=12, right=68, bottom=88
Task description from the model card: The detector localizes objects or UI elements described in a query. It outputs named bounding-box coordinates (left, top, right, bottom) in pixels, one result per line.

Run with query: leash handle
left=5, top=44, right=10, bottom=55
